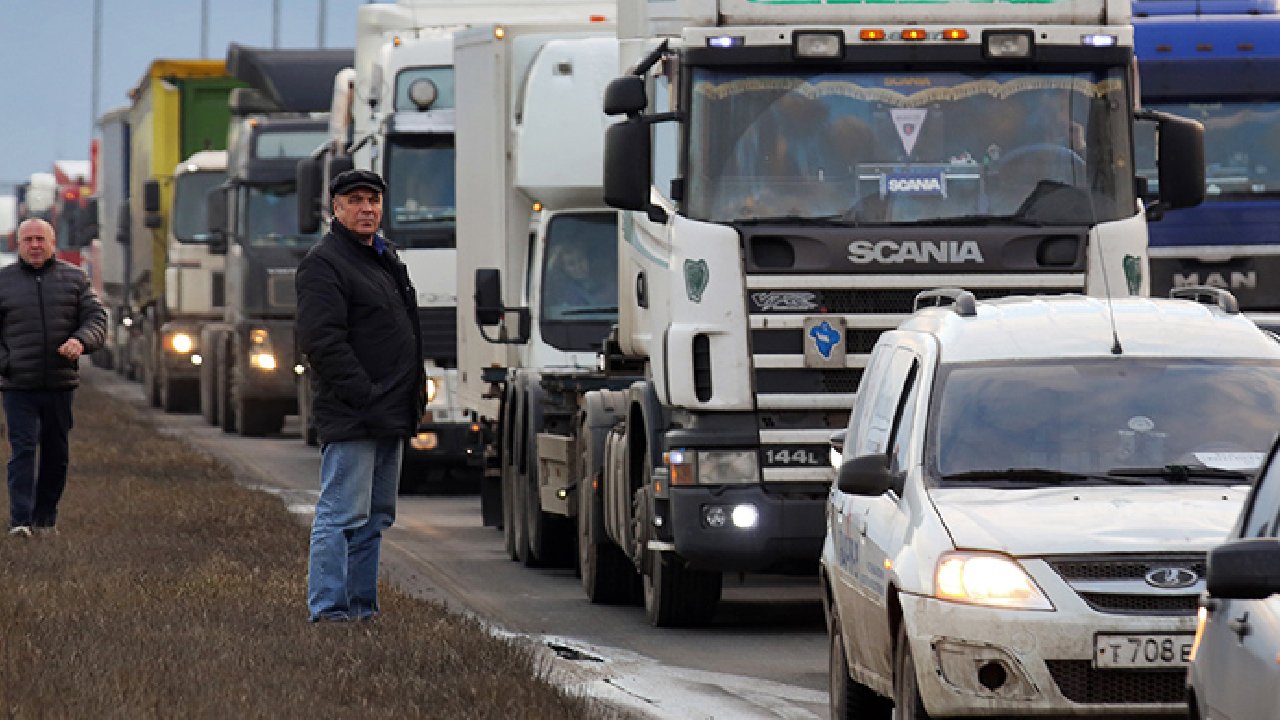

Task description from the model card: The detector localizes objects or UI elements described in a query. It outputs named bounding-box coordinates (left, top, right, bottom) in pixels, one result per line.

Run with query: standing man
left=0, top=219, right=107, bottom=537
left=295, top=170, right=424, bottom=622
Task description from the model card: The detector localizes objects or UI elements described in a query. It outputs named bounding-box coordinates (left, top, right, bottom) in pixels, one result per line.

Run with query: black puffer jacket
left=0, top=258, right=107, bottom=391
left=295, top=221, right=424, bottom=443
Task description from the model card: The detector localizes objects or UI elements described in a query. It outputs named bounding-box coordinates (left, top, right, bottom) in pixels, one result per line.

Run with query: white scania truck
left=546, top=0, right=1203, bottom=627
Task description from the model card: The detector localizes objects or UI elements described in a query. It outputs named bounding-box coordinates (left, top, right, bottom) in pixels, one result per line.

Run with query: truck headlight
left=696, top=450, right=758, bottom=484
left=425, top=376, right=439, bottom=404
left=250, top=353, right=277, bottom=370
left=169, top=332, right=194, bottom=354
left=935, top=552, right=1053, bottom=610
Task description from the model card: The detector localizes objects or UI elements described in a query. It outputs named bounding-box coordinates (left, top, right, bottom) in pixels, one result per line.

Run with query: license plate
left=1093, top=633, right=1194, bottom=668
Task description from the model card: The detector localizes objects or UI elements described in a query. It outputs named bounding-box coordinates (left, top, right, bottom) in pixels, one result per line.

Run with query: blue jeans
left=307, top=437, right=402, bottom=621
left=3, top=390, right=75, bottom=529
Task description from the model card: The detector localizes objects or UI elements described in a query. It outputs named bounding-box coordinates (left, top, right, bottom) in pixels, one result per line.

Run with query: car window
left=847, top=343, right=892, bottom=447
left=1242, top=451, right=1280, bottom=538
left=856, top=347, right=916, bottom=457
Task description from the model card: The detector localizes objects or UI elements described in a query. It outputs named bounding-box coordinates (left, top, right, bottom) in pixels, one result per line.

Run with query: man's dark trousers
left=2, top=390, right=74, bottom=528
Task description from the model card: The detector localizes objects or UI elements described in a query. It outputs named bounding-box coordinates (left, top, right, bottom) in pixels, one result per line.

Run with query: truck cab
left=823, top=287, right=1280, bottom=718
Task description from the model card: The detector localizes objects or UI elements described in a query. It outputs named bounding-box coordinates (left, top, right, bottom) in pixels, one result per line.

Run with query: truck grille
left=418, top=307, right=457, bottom=366
left=1045, top=661, right=1185, bottom=705
left=748, top=286, right=1081, bottom=315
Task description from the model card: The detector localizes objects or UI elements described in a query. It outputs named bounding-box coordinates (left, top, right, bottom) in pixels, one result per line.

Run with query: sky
left=0, top=0, right=374, bottom=193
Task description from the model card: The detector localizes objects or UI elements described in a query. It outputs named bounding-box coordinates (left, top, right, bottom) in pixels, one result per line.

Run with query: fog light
left=732, top=504, right=759, bottom=529
left=190, top=354, right=203, bottom=366
left=704, top=505, right=727, bottom=528
left=410, top=431, right=439, bottom=450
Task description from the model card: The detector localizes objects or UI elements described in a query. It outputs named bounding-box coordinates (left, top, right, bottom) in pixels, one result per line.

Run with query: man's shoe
left=8, top=526, right=32, bottom=538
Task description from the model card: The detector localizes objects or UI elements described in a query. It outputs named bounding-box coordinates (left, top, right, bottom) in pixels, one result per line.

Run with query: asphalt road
left=86, top=365, right=831, bottom=719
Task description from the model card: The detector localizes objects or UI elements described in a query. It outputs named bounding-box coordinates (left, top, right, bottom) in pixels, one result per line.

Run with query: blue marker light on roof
left=707, top=35, right=744, bottom=49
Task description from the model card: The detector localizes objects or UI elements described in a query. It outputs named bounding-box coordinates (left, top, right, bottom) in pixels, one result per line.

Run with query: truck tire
left=637, top=449, right=721, bottom=627
left=577, top=416, right=638, bottom=604
left=830, top=607, right=892, bottom=720
left=200, top=339, right=219, bottom=425
left=500, top=388, right=521, bottom=561
left=893, top=623, right=932, bottom=720
left=218, top=337, right=237, bottom=433
left=520, top=420, right=573, bottom=568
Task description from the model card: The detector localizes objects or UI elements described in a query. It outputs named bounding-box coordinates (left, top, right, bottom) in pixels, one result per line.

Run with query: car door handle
left=1228, top=612, right=1251, bottom=641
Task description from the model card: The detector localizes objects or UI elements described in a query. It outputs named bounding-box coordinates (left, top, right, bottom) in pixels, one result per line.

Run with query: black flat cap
left=329, top=169, right=386, bottom=197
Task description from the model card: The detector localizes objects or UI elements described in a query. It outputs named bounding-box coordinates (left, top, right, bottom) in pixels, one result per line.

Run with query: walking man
left=0, top=218, right=107, bottom=537
left=295, top=170, right=424, bottom=622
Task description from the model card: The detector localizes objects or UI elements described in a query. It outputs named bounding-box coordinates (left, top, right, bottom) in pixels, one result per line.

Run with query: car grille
left=1045, top=661, right=1185, bottom=705
left=1046, top=554, right=1205, bottom=617
left=1079, top=593, right=1199, bottom=615
left=1049, top=556, right=1206, bottom=581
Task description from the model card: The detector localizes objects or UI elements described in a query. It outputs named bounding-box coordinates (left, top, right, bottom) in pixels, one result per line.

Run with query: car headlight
left=425, top=376, right=439, bottom=404
left=935, top=552, right=1053, bottom=610
left=169, top=332, right=194, bottom=354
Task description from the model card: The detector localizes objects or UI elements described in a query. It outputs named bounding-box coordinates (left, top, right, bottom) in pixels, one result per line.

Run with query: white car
left=1187, top=441, right=1280, bottom=720
left=822, top=288, right=1280, bottom=718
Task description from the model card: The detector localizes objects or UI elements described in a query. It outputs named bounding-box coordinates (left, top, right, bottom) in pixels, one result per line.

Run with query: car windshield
left=929, top=358, right=1280, bottom=485
left=172, top=170, right=225, bottom=243
left=686, top=68, right=1134, bottom=225
left=245, top=185, right=316, bottom=248
left=1137, top=100, right=1280, bottom=200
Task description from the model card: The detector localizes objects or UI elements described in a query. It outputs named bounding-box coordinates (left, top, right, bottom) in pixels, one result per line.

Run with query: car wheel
left=830, top=608, right=892, bottom=720
left=894, top=622, right=932, bottom=720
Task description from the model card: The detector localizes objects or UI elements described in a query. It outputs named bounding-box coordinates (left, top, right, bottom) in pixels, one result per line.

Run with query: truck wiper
left=558, top=306, right=618, bottom=316
left=735, top=214, right=852, bottom=226
left=1107, top=465, right=1252, bottom=484
left=891, top=215, right=1047, bottom=228
left=940, top=467, right=1149, bottom=485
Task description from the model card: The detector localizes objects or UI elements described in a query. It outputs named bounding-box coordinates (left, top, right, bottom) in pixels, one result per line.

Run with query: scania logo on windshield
left=847, top=240, right=984, bottom=265
left=1144, top=567, right=1199, bottom=589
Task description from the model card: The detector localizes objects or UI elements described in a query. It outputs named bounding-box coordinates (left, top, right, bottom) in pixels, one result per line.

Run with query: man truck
left=200, top=44, right=349, bottom=437
left=1134, top=0, right=1280, bottom=330
left=549, top=0, right=1205, bottom=626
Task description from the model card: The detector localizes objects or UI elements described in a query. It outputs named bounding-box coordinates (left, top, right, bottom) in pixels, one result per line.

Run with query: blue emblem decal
left=808, top=320, right=842, bottom=360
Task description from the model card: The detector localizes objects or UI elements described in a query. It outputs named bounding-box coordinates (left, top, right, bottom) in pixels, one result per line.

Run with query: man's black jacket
left=0, top=258, right=107, bottom=391
left=295, top=221, right=424, bottom=443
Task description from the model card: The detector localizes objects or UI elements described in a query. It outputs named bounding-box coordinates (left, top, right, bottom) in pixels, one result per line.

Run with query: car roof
left=898, top=294, right=1280, bottom=363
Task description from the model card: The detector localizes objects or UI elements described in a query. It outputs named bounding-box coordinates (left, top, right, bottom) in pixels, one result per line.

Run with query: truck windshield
left=254, top=130, right=329, bottom=159
left=1137, top=101, right=1280, bottom=200
left=687, top=68, right=1134, bottom=225
left=384, top=136, right=456, bottom=239
left=541, top=213, right=617, bottom=321
left=245, top=185, right=315, bottom=247
left=929, top=358, right=1280, bottom=485
left=173, top=170, right=226, bottom=243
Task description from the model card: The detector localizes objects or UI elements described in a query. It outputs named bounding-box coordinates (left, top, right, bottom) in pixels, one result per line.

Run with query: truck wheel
left=893, top=623, right=932, bottom=720
left=521, top=423, right=573, bottom=568
left=830, top=608, right=892, bottom=720
left=577, top=417, right=637, bottom=604
left=500, top=390, right=521, bottom=561
left=637, top=481, right=721, bottom=626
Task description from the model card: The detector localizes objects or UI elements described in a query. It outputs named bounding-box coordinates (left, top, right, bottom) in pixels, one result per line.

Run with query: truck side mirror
left=836, top=453, right=903, bottom=497
left=297, top=153, right=322, bottom=234
left=475, top=269, right=504, bottom=326
left=143, top=179, right=162, bottom=228
left=604, top=118, right=653, bottom=212
left=603, top=75, right=647, bottom=116
left=1137, top=109, right=1205, bottom=215
left=115, top=205, right=131, bottom=245
left=474, top=268, right=529, bottom=344
left=206, top=186, right=229, bottom=255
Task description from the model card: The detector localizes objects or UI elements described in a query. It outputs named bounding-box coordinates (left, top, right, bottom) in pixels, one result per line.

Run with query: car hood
left=930, top=485, right=1248, bottom=555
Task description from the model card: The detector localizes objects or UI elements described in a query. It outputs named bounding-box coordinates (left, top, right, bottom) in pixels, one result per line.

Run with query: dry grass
left=0, top=381, right=612, bottom=719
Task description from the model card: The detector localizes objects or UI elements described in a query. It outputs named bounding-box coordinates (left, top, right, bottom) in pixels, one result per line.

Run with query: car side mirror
left=837, top=453, right=903, bottom=496
left=143, top=179, right=162, bottom=228
left=829, top=429, right=847, bottom=468
left=1206, top=538, right=1280, bottom=599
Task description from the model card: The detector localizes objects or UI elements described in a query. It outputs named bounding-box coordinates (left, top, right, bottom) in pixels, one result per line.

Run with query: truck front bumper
left=899, top=590, right=1192, bottom=717
left=666, top=484, right=825, bottom=574
left=405, top=421, right=484, bottom=468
